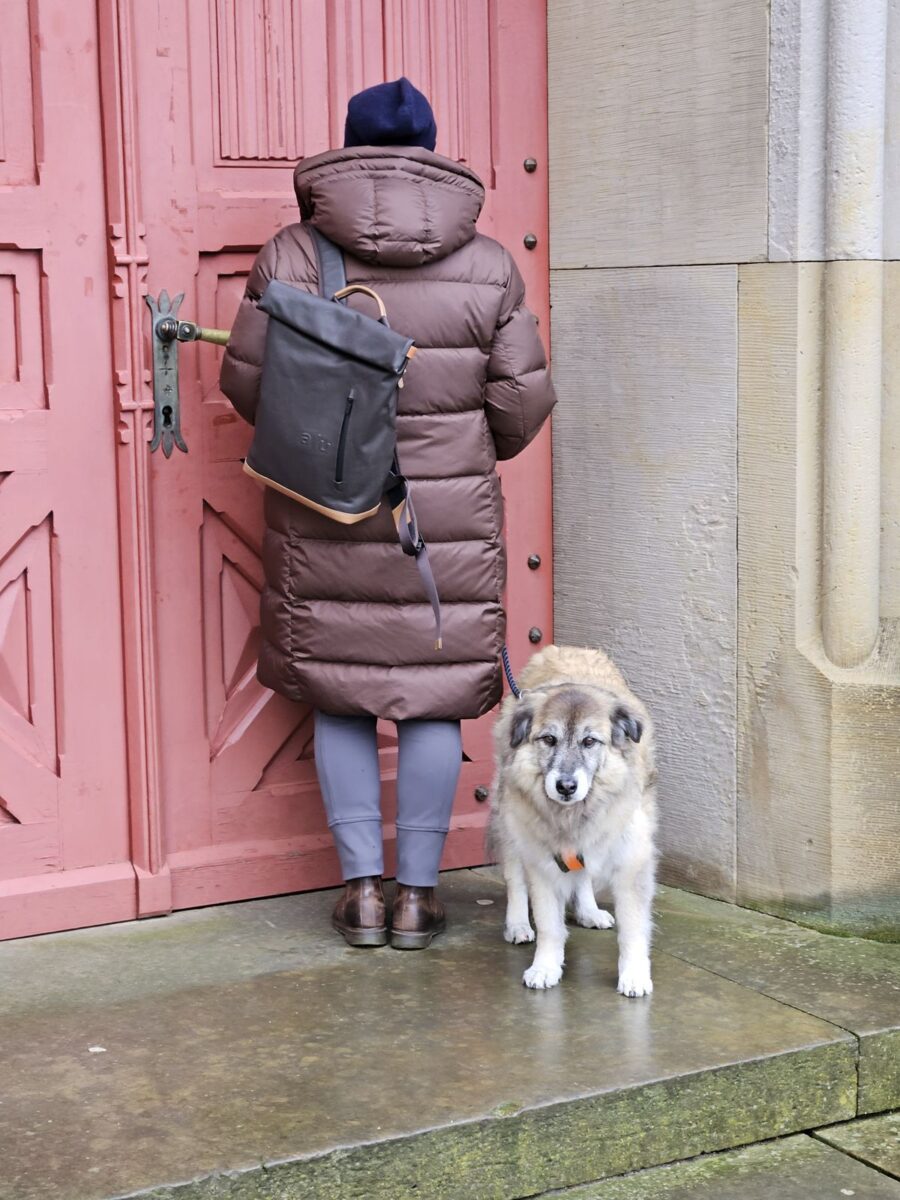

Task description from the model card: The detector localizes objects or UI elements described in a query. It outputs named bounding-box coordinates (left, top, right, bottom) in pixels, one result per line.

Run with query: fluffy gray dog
left=490, top=645, right=658, bottom=995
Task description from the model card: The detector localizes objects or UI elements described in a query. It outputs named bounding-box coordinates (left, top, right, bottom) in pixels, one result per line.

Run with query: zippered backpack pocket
left=334, top=389, right=355, bottom=485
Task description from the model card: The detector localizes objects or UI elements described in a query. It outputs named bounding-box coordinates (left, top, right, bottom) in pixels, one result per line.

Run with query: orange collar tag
left=554, top=850, right=585, bottom=873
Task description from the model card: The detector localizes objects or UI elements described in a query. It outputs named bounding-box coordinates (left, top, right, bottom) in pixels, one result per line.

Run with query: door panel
left=135, top=0, right=552, bottom=909
left=0, top=0, right=132, bottom=938
left=0, top=0, right=550, bottom=939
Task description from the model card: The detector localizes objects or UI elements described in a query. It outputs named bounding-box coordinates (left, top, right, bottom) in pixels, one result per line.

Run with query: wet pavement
left=0, top=869, right=896, bottom=1199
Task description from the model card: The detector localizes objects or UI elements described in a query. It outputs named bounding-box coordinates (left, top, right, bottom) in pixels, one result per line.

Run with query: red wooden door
left=0, top=0, right=134, bottom=938
left=2, top=0, right=552, bottom=937
left=132, top=0, right=553, bottom=914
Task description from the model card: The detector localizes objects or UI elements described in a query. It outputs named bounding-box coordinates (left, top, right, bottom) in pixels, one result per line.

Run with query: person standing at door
left=220, top=77, right=555, bottom=949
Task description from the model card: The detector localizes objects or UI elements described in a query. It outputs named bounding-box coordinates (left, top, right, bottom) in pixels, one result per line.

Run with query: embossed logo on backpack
left=298, top=431, right=334, bottom=454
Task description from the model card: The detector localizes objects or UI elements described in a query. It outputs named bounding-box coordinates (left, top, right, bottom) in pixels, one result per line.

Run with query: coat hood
left=293, top=146, right=485, bottom=267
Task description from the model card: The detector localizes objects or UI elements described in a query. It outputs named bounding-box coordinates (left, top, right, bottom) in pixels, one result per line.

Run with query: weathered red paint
left=0, top=0, right=551, bottom=938
left=0, top=0, right=134, bottom=940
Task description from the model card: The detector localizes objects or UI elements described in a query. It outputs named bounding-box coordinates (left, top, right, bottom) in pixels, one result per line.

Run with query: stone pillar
left=549, top=0, right=900, bottom=935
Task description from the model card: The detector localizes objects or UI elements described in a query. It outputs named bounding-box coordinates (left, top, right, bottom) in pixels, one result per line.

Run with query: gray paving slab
left=545, top=1134, right=900, bottom=1199
left=817, top=1112, right=900, bottom=1180
left=0, top=872, right=857, bottom=1200
left=653, top=884, right=900, bottom=1112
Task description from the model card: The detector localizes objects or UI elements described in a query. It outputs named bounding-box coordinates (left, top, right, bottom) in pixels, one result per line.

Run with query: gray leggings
left=313, top=710, right=463, bottom=888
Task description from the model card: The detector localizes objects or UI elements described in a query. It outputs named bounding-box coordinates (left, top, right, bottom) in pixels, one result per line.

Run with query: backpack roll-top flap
left=258, top=279, right=413, bottom=376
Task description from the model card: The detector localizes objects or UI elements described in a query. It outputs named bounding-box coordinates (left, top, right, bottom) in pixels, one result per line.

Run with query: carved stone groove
left=769, top=0, right=896, bottom=679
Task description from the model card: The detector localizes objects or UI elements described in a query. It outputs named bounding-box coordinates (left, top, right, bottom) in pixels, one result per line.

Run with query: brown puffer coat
left=220, top=145, right=556, bottom=721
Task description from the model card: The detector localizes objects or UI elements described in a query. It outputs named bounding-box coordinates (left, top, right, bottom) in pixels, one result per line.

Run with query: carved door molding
left=135, top=0, right=552, bottom=912
left=1, top=1, right=552, bottom=937
left=0, top=0, right=133, bottom=939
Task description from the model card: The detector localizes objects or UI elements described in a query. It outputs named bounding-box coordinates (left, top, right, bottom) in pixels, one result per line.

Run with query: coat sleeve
left=218, top=237, right=279, bottom=425
left=483, top=251, right=557, bottom=460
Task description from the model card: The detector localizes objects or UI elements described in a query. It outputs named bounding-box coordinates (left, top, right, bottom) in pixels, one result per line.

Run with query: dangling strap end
left=388, top=460, right=443, bottom=652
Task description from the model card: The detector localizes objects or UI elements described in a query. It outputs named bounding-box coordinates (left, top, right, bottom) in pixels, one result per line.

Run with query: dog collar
left=554, top=850, right=585, bottom=873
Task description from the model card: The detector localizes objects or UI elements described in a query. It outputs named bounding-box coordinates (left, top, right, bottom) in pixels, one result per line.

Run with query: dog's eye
left=582, top=736, right=599, bottom=748
left=539, top=734, right=558, bottom=747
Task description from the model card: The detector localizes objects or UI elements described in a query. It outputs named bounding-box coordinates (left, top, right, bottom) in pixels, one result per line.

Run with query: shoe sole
left=332, top=919, right=389, bottom=947
left=390, top=922, right=446, bottom=950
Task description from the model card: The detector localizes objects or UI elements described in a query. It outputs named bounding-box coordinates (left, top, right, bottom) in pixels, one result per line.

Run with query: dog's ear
left=510, top=700, right=534, bottom=748
left=611, top=705, right=643, bottom=748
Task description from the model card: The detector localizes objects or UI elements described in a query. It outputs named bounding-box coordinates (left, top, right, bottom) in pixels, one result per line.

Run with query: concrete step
left=541, top=1134, right=900, bottom=1198
left=653, top=884, right=900, bottom=1114
left=816, top=1112, right=900, bottom=1180
left=0, top=870, right=895, bottom=1200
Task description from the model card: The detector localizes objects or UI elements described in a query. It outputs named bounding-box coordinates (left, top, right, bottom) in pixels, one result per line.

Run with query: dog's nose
left=555, top=775, right=578, bottom=798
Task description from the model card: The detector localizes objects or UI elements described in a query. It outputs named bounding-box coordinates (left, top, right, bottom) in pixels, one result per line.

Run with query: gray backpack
left=244, top=228, right=442, bottom=648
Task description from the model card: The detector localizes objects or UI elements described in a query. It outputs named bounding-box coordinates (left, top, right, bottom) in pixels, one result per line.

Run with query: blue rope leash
left=501, top=644, right=521, bottom=699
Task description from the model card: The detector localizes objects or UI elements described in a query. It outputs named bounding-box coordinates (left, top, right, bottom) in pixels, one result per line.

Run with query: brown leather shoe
left=390, top=884, right=446, bottom=950
left=332, top=876, right=388, bottom=947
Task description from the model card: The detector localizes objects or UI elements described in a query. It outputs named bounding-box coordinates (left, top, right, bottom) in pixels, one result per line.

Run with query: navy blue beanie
left=344, top=76, right=437, bottom=152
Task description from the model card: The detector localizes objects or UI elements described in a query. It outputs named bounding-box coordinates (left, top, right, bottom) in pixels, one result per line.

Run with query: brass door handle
left=145, top=290, right=232, bottom=456
left=158, top=318, right=231, bottom=345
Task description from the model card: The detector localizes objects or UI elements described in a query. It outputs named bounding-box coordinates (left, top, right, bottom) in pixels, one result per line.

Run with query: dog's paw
left=523, top=961, right=563, bottom=989
left=575, top=907, right=615, bottom=930
left=617, top=961, right=653, bottom=998
left=504, top=922, right=536, bottom=944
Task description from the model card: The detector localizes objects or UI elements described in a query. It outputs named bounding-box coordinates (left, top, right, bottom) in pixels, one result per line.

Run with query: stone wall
left=549, top=0, right=900, bottom=934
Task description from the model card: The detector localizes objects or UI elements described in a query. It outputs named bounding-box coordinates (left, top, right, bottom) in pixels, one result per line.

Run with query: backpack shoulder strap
left=309, top=226, right=347, bottom=301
